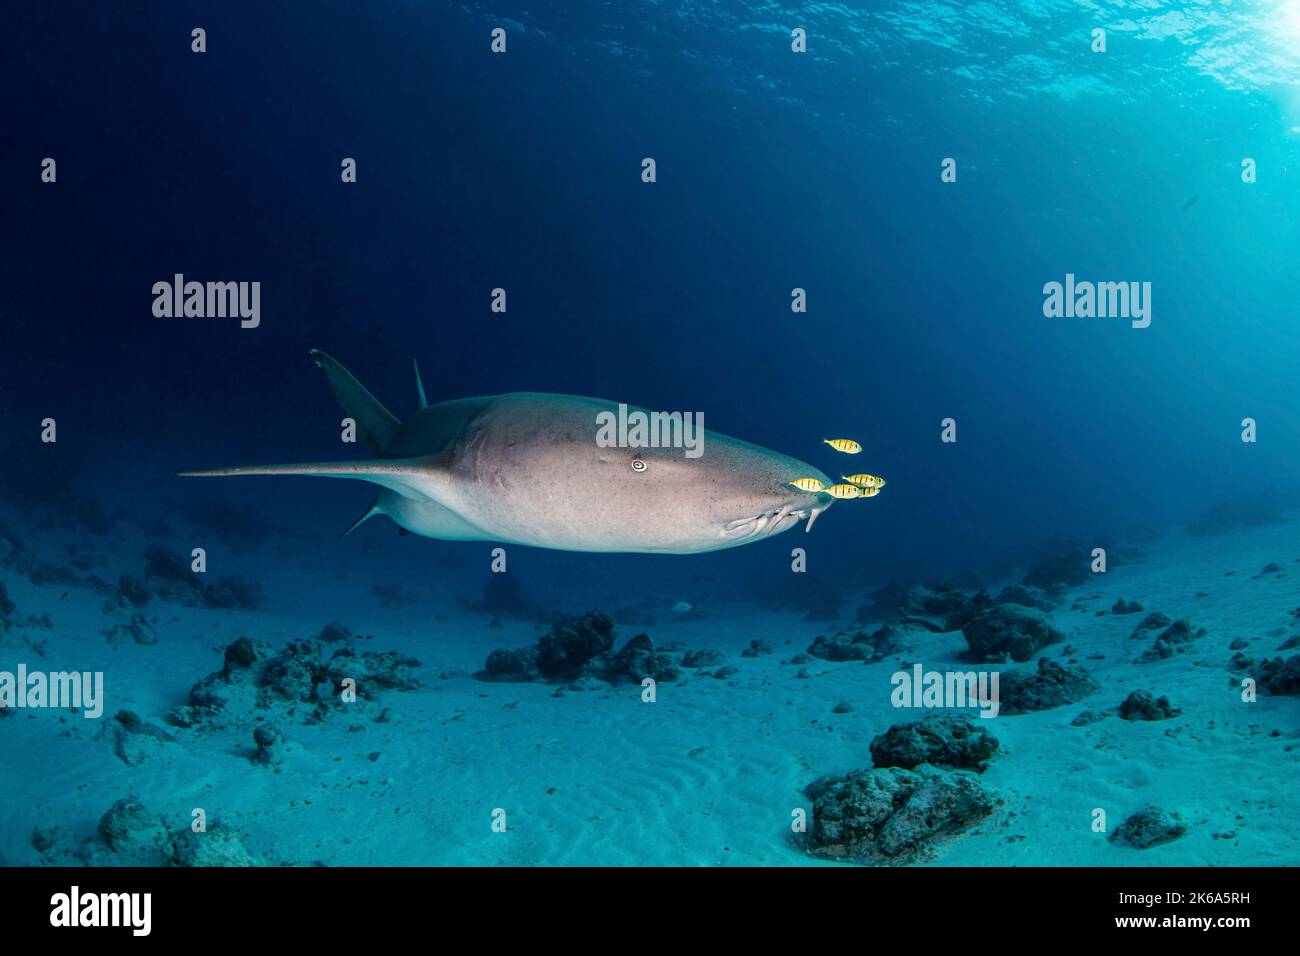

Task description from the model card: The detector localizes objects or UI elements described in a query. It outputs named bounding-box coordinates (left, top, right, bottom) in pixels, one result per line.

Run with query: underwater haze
left=1, top=0, right=1299, bottom=867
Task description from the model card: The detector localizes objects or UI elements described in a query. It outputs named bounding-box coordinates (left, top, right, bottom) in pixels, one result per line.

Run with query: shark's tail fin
left=309, top=349, right=400, bottom=456
left=177, top=458, right=440, bottom=501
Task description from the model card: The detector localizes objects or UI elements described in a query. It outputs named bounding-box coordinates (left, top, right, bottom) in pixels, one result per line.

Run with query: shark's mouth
left=721, top=500, right=832, bottom=541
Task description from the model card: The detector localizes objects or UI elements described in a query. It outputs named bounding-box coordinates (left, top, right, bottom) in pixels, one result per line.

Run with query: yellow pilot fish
left=843, top=473, right=886, bottom=489
left=822, top=438, right=862, bottom=454
left=788, top=477, right=827, bottom=493
left=823, top=483, right=864, bottom=499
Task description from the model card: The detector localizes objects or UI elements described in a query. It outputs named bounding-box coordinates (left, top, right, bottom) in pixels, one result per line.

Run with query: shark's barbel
left=179, top=350, right=835, bottom=554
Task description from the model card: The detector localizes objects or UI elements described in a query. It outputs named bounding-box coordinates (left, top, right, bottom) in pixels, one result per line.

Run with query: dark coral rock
left=251, top=724, right=284, bottom=766
left=607, top=634, right=681, bottom=683
left=174, top=634, right=417, bottom=727
left=1257, top=655, right=1300, bottom=696
left=95, top=798, right=173, bottom=865
left=641, top=653, right=682, bottom=682
left=482, top=647, right=540, bottom=682
left=0, top=581, right=15, bottom=630
left=997, top=658, right=1099, bottom=715
left=896, top=584, right=990, bottom=631
left=103, top=709, right=175, bottom=766
left=103, top=612, right=158, bottom=646
left=1140, top=643, right=1175, bottom=662
left=1157, top=619, right=1201, bottom=644
left=1139, top=619, right=1205, bottom=663
left=962, top=605, right=1064, bottom=663
left=1129, top=612, right=1172, bottom=637
left=479, top=613, right=676, bottom=685
left=995, top=585, right=1059, bottom=612
left=536, top=612, right=615, bottom=679
left=54, top=795, right=264, bottom=866
left=713, top=665, right=738, bottom=679
left=324, top=647, right=421, bottom=696
left=115, top=575, right=153, bottom=608
left=177, top=639, right=266, bottom=721
left=804, top=767, right=999, bottom=864
left=262, top=640, right=326, bottom=703
left=1118, top=691, right=1181, bottom=721
left=620, top=633, right=653, bottom=653
left=741, top=639, right=774, bottom=658
left=171, top=823, right=260, bottom=866
left=1071, top=709, right=1108, bottom=726
left=1111, top=598, right=1144, bottom=614
left=858, top=622, right=905, bottom=656
left=869, top=715, right=999, bottom=773
left=807, top=635, right=874, bottom=662
left=223, top=637, right=260, bottom=673
left=681, top=648, right=726, bottom=668
left=808, top=625, right=901, bottom=663
left=1109, top=806, right=1186, bottom=849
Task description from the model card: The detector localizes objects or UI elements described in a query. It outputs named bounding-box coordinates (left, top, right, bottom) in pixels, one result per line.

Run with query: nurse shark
left=179, top=350, right=835, bottom=554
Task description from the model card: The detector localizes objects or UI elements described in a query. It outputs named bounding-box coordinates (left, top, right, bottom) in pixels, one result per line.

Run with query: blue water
left=2, top=1, right=1299, bottom=867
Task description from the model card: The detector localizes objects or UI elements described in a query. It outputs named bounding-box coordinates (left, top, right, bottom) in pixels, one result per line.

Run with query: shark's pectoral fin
left=339, top=495, right=384, bottom=538
left=413, top=358, right=428, bottom=410
left=178, top=456, right=448, bottom=504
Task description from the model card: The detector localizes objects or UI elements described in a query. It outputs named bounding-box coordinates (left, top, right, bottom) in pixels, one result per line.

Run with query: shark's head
left=706, top=451, right=835, bottom=548
left=586, top=430, right=835, bottom=552
left=717, top=487, right=834, bottom=545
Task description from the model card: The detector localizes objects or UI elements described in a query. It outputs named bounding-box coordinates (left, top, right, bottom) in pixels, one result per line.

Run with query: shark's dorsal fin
left=310, top=349, right=400, bottom=456
left=413, top=359, right=428, bottom=410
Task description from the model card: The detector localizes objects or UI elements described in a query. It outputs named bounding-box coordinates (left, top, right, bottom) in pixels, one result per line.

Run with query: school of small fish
left=790, top=439, right=886, bottom=503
